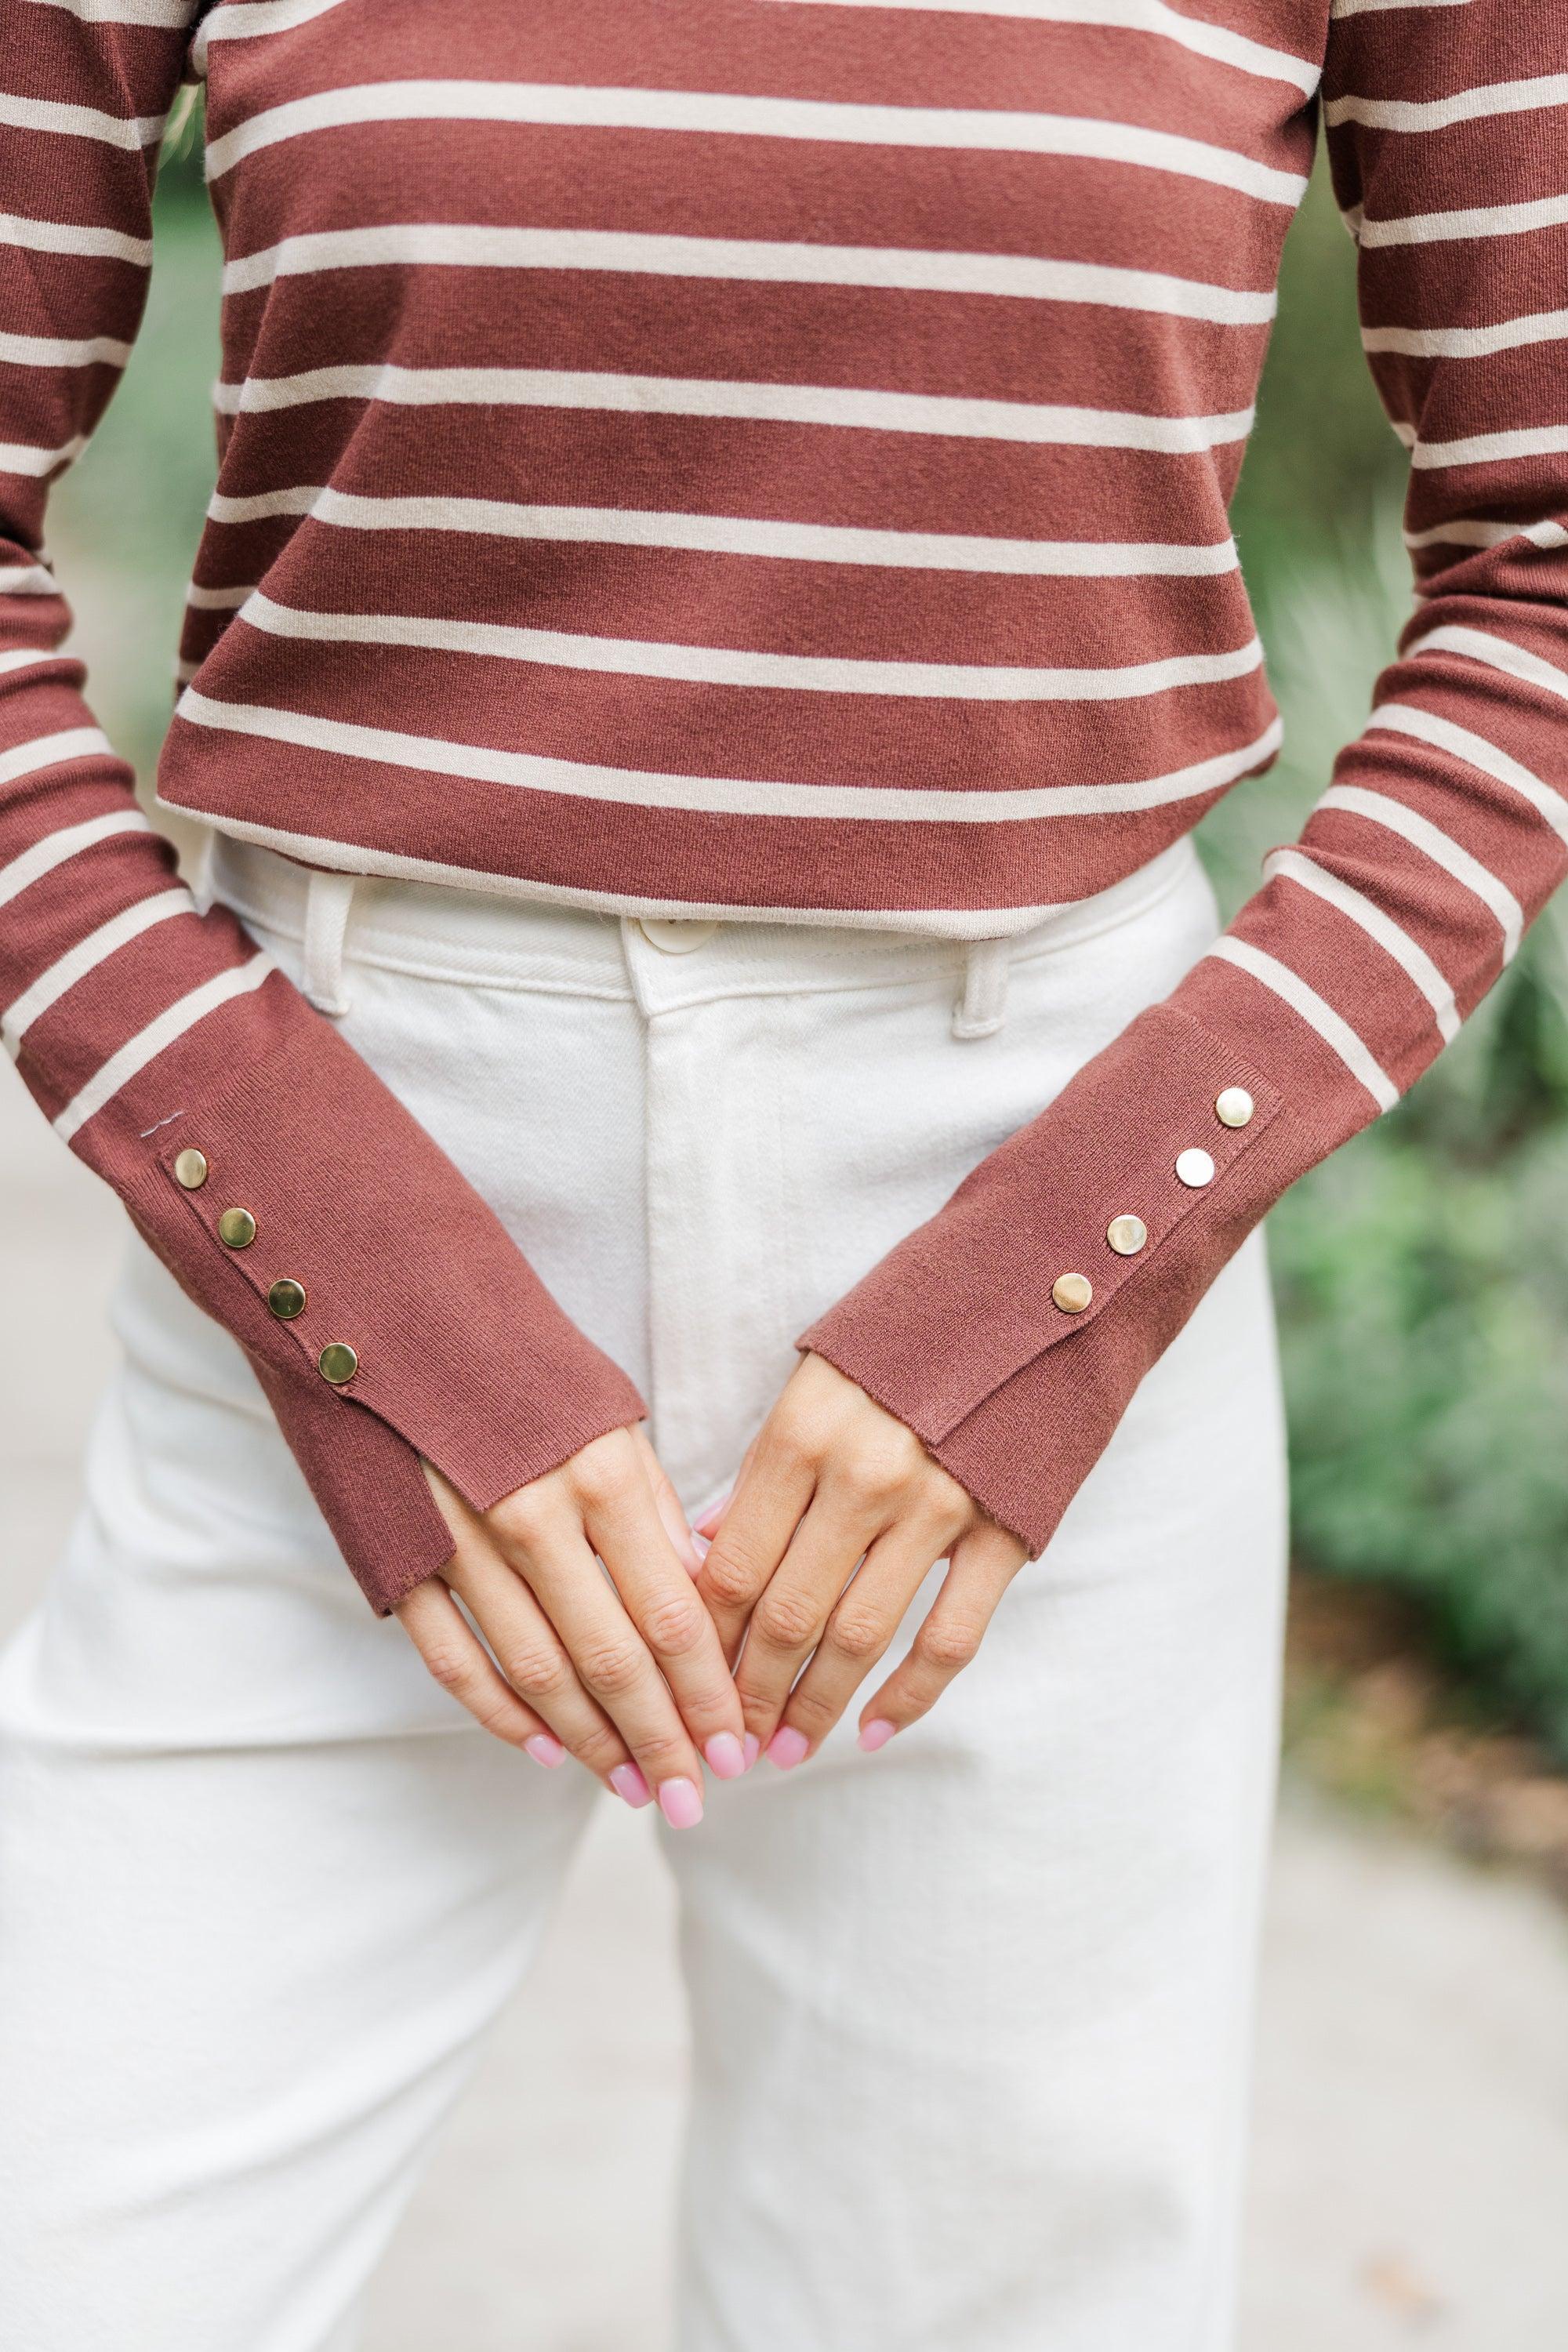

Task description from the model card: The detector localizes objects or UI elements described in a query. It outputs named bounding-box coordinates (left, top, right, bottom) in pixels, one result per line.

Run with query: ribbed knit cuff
left=118, top=1012, right=646, bottom=1614
left=798, top=1001, right=1297, bottom=1555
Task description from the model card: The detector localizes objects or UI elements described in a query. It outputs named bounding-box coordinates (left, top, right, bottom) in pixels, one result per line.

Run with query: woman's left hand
left=692, top=1354, right=1029, bottom=1766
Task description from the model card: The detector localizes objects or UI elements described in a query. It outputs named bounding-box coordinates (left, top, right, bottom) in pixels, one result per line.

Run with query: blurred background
left=3, top=118, right=1568, bottom=2348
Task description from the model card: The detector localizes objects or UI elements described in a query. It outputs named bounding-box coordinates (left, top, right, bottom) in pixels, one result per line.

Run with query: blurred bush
left=45, top=136, right=1568, bottom=1752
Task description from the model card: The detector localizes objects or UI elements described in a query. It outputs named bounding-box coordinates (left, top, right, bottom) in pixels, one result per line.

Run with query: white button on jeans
left=638, top=916, right=720, bottom=953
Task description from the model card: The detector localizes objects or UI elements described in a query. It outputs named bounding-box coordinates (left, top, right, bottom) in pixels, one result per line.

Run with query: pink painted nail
left=609, top=1762, right=653, bottom=1809
left=693, top=1490, right=734, bottom=1539
left=524, top=1733, right=565, bottom=1769
left=742, top=1732, right=761, bottom=1770
left=658, top=1776, right=704, bottom=1829
left=858, top=1717, right=897, bottom=1753
left=766, top=1725, right=811, bottom=1771
left=704, top=1732, right=747, bottom=1781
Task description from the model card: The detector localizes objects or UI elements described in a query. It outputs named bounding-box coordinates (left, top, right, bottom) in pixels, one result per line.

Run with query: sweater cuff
left=116, top=1011, right=645, bottom=1613
left=797, top=1002, right=1289, bottom=1556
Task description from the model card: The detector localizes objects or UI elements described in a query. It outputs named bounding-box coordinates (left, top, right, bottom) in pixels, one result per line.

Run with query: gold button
left=1106, top=1214, right=1148, bottom=1256
left=217, top=1207, right=256, bottom=1249
left=1175, top=1149, right=1215, bottom=1189
left=318, top=1341, right=358, bottom=1385
left=1215, top=1087, right=1254, bottom=1129
left=1051, top=1272, right=1093, bottom=1314
left=267, top=1278, right=307, bottom=1321
left=173, top=1148, right=209, bottom=1191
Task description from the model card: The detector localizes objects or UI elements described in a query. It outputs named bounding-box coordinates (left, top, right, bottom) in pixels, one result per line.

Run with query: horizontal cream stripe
left=0, top=561, right=59, bottom=593
left=1367, top=701, right=1568, bottom=845
left=0, top=808, right=148, bottom=913
left=204, top=81, right=1308, bottom=205
left=1405, top=421, right=1568, bottom=471
left=212, top=365, right=1255, bottom=450
left=1327, top=74, right=1568, bottom=134
left=206, top=482, right=1241, bottom=573
left=1205, top=936, right=1399, bottom=1110
left=194, top=0, right=349, bottom=62
left=1404, top=517, right=1568, bottom=552
left=1357, top=191, right=1568, bottom=250
left=176, top=686, right=1282, bottom=819
left=238, top=590, right=1264, bottom=701
left=0, top=90, right=165, bottom=151
left=1411, top=622, right=1568, bottom=705
left=25, top=0, right=193, bottom=20
left=2, top=886, right=191, bottom=1050
left=0, top=724, right=111, bottom=788
left=0, top=435, right=87, bottom=477
left=1364, top=305, right=1568, bottom=359
left=0, top=328, right=131, bottom=368
left=1321, top=781, right=1523, bottom=958
left=1264, top=847, right=1460, bottom=1041
left=54, top=955, right=274, bottom=1145
left=1331, top=0, right=1470, bottom=13
left=222, top=223, right=1277, bottom=324
left=0, top=648, right=56, bottom=677
left=0, top=209, right=152, bottom=266
left=760, top=0, right=1319, bottom=93
left=186, top=579, right=255, bottom=608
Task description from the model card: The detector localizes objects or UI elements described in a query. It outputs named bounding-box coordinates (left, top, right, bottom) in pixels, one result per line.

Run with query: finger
left=396, top=1575, right=563, bottom=1766
left=445, top=1538, right=636, bottom=1788
left=506, top=1501, right=710, bottom=1825
left=769, top=1516, right=959, bottom=1762
left=582, top=1470, right=750, bottom=1780
left=630, top=1426, right=703, bottom=1575
left=855, top=1526, right=1025, bottom=1747
left=735, top=1483, right=887, bottom=1754
left=693, top=1436, right=816, bottom=1659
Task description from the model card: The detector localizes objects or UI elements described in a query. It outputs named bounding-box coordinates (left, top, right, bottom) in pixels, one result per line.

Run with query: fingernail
left=858, top=1717, right=897, bottom=1753
left=742, top=1732, right=760, bottom=1769
left=694, top=1490, right=733, bottom=1538
left=524, top=1733, right=565, bottom=1769
left=704, top=1732, right=747, bottom=1781
left=658, top=1776, right=704, bottom=1829
left=766, top=1726, right=811, bottom=1771
left=609, top=1762, right=653, bottom=1809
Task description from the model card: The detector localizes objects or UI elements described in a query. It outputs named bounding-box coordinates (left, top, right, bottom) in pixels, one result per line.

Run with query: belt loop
left=953, top=936, right=1011, bottom=1041
left=187, top=822, right=219, bottom=916
left=302, top=869, right=357, bottom=1017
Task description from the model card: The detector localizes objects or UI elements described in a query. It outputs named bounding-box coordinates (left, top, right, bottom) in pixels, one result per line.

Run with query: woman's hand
left=693, top=1355, right=1029, bottom=1766
left=396, top=1425, right=750, bottom=1827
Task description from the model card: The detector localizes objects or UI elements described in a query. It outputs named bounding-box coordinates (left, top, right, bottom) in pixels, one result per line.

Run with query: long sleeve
left=804, top=3, right=1568, bottom=1552
left=0, top=0, right=644, bottom=1612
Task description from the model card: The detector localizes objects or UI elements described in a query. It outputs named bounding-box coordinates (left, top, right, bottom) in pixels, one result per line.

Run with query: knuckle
left=916, top=1616, right=985, bottom=1674
left=575, top=1637, right=648, bottom=1698
left=640, top=1592, right=709, bottom=1657
left=567, top=1450, right=625, bottom=1515
left=786, top=1685, right=840, bottom=1736
left=420, top=1645, right=474, bottom=1695
left=574, top=1725, right=625, bottom=1774
left=761, top=1414, right=816, bottom=1479
left=700, top=1545, right=764, bottom=1610
left=633, top=1730, right=690, bottom=1775
left=499, top=1643, right=568, bottom=1702
left=753, top=1588, right=822, bottom=1652
left=826, top=1606, right=887, bottom=1665
left=491, top=1487, right=550, bottom=1549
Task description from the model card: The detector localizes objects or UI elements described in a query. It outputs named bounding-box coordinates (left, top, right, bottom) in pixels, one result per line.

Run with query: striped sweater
left=2, top=0, right=1566, bottom=1610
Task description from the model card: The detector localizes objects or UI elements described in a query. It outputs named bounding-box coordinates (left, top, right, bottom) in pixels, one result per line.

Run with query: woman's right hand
left=395, top=1428, right=751, bottom=1827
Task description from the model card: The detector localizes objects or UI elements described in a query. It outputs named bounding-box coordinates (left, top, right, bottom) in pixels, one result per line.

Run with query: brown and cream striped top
left=2, top=0, right=1566, bottom=1605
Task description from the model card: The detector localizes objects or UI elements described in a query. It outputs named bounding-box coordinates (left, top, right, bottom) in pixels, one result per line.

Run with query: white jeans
left=0, top=836, right=1287, bottom=2352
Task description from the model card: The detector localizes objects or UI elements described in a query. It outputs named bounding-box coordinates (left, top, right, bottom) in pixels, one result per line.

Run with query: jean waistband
left=201, top=829, right=1203, bottom=1037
